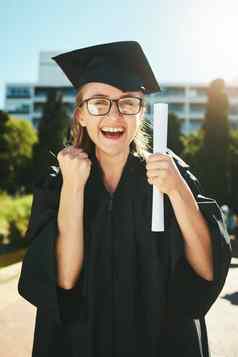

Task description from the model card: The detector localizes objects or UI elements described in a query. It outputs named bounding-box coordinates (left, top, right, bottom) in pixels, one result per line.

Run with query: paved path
left=206, top=257, right=238, bottom=357
left=0, top=259, right=237, bottom=357
left=0, top=263, right=35, bottom=357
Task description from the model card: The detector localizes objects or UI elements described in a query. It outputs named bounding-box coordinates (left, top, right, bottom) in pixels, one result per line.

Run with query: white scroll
left=152, top=103, right=168, bottom=232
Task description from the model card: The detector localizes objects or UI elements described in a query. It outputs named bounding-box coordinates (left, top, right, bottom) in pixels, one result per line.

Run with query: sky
left=1, top=0, right=238, bottom=109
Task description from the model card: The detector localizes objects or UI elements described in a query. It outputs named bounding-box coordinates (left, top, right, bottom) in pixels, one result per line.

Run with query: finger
left=146, top=161, right=169, bottom=170
left=147, top=176, right=159, bottom=185
left=77, top=152, right=88, bottom=158
left=68, top=152, right=88, bottom=159
left=147, top=153, right=169, bottom=162
left=63, top=148, right=85, bottom=156
left=146, top=168, right=167, bottom=178
left=64, top=145, right=83, bottom=152
left=75, top=148, right=84, bottom=152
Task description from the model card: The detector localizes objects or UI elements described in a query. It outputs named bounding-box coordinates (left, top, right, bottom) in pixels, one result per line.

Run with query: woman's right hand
left=57, top=146, right=92, bottom=190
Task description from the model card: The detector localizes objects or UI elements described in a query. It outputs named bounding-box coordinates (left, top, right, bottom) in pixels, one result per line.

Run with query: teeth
left=101, top=127, right=124, bottom=133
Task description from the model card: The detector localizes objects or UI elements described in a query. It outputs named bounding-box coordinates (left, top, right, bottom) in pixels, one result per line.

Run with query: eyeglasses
left=78, top=96, right=144, bottom=116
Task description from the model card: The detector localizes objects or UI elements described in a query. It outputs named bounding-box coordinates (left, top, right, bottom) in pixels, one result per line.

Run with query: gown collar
left=88, top=150, right=142, bottom=196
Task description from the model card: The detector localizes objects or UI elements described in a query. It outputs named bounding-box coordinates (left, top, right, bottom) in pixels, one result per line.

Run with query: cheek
left=85, top=119, right=101, bottom=141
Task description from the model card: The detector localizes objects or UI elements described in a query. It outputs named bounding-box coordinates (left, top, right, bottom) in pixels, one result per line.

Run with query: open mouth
left=100, top=127, right=125, bottom=140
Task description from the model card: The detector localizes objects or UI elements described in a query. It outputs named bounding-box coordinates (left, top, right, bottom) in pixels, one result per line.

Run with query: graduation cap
left=51, top=41, right=160, bottom=93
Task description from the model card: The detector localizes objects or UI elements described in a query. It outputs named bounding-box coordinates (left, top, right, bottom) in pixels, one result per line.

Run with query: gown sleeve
left=167, top=159, right=232, bottom=319
left=17, top=168, right=86, bottom=325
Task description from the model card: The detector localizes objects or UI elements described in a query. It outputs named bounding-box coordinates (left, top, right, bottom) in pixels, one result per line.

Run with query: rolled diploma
left=152, top=103, right=168, bottom=232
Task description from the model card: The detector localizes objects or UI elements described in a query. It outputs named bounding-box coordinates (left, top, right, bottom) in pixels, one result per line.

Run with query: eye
left=96, top=100, right=108, bottom=105
left=122, top=99, right=135, bottom=106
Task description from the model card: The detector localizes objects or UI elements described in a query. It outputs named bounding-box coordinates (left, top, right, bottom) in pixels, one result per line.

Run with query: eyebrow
left=90, top=94, right=109, bottom=97
left=88, top=93, right=143, bottom=98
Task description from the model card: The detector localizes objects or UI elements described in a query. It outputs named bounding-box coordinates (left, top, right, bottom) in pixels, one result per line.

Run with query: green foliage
left=0, top=112, right=38, bottom=194
left=0, top=191, right=32, bottom=245
left=167, top=112, right=183, bottom=155
left=200, top=79, right=230, bottom=204
left=181, top=129, right=204, bottom=177
left=229, top=130, right=238, bottom=209
left=32, top=89, right=69, bottom=183
left=181, top=79, right=238, bottom=208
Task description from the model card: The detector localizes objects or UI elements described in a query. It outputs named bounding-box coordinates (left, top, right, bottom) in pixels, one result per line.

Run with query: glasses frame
left=78, top=96, right=145, bottom=116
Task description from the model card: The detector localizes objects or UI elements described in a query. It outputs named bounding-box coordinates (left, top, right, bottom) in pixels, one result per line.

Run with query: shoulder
left=166, top=148, right=205, bottom=198
left=30, top=165, right=63, bottom=212
left=33, top=145, right=66, bottom=191
left=137, top=148, right=202, bottom=194
left=33, top=163, right=62, bottom=195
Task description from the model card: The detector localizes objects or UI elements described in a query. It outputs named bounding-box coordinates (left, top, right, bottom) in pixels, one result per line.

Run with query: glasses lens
left=87, top=98, right=110, bottom=115
left=118, top=97, right=141, bottom=114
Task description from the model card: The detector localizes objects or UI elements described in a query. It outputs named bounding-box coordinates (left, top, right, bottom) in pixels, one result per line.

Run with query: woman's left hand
left=145, top=153, right=187, bottom=197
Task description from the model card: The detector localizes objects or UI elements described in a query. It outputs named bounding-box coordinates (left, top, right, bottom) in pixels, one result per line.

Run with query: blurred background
left=0, top=0, right=238, bottom=356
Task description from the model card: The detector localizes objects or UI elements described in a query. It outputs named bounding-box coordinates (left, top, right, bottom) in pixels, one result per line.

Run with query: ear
left=75, top=107, right=87, bottom=127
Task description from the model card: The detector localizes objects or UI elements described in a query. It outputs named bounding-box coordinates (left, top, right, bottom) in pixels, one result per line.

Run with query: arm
left=56, top=183, right=85, bottom=289
left=168, top=179, right=214, bottom=281
left=17, top=170, right=88, bottom=324
left=166, top=164, right=232, bottom=318
left=146, top=151, right=231, bottom=318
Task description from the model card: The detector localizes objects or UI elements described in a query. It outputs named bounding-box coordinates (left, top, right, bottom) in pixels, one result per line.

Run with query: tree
left=230, top=129, right=238, bottom=210
left=199, top=79, right=230, bottom=205
left=167, top=112, right=183, bottom=156
left=0, top=111, right=10, bottom=187
left=181, top=128, right=204, bottom=179
left=32, top=89, right=70, bottom=184
left=0, top=112, right=37, bottom=194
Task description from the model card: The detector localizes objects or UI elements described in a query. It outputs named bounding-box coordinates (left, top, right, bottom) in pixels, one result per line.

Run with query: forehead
left=80, top=82, right=144, bottom=98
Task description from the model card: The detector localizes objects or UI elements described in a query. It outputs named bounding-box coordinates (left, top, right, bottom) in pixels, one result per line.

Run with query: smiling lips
left=100, top=126, right=125, bottom=140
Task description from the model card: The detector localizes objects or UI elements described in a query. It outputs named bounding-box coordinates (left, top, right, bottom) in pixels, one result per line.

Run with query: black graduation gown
left=18, top=148, right=232, bottom=357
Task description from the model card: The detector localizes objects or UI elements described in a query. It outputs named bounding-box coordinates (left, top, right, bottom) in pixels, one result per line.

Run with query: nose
left=108, top=100, right=123, bottom=118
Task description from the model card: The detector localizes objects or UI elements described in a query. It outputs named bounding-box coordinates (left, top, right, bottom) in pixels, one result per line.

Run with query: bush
left=0, top=191, right=32, bottom=245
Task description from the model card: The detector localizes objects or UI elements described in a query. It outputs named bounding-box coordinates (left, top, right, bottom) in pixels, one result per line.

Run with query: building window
left=160, top=86, right=185, bottom=97
left=229, top=104, right=238, bottom=116
left=230, top=121, right=238, bottom=129
left=34, top=87, right=49, bottom=97
left=226, top=87, right=238, bottom=98
left=6, top=87, right=31, bottom=99
left=63, top=87, right=76, bottom=96
left=188, top=87, right=207, bottom=99
left=168, top=103, right=184, bottom=114
left=8, top=103, right=30, bottom=114
left=190, top=103, right=206, bottom=114
left=189, top=119, right=203, bottom=132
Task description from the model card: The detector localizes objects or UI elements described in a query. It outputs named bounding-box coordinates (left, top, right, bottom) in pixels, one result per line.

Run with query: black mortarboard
left=51, top=41, right=160, bottom=93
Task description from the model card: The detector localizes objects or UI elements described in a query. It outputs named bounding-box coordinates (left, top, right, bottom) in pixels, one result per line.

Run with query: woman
left=18, top=41, right=231, bottom=357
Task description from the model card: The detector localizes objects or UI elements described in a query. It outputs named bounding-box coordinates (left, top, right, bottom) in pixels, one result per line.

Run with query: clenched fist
left=145, top=153, right=187, bottom=197
left=57, top=146, right=92, bottom=190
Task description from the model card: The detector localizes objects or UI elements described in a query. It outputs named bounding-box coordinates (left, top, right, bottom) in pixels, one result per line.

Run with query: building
left=4, top=52, right=238, bottom=134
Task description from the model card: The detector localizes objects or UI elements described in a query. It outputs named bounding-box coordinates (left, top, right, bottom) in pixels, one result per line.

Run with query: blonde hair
left=68, top=86, right=152, bottom=160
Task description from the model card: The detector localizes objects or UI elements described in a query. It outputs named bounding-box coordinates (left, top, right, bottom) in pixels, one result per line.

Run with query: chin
left=96, top=144, right=130, bottom=158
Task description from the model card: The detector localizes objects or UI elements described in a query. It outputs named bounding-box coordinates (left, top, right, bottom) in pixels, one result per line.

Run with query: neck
left=96, top=149, right=129, bottom=175
left=95, top=148, right=130, bottom=192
